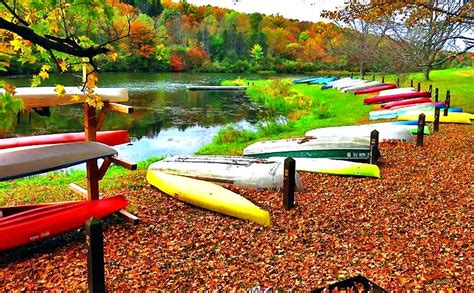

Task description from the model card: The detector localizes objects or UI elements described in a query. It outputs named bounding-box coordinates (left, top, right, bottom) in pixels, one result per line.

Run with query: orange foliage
left=169, top=54, right=184, bottom=71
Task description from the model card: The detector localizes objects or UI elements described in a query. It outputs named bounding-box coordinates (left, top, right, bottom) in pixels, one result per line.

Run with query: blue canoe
left=293, top=76, right=321, bottom=84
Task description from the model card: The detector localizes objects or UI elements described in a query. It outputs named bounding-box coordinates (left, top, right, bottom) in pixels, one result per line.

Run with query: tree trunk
left=423, top=67, right=431, bottom=81
left=359, top=62, right=366, bottom=77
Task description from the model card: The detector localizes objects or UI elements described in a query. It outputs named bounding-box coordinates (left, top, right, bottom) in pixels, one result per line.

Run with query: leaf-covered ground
left=1, top=124, right=472, bottom=290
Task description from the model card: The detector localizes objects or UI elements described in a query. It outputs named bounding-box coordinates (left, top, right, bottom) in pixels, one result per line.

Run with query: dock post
left=85, top=218, right=105, bottom=293
left=417, top=82, right=421, bottom=92
left=410, top=80, right=414, bottom=87
left=417, top=114, right=425, bottom=147
left=283, top=157, right=296, bottom=211
left=369, top=130, right=379, bottom=165
left=434, top=107, right=440, bottom=132
left=444, top=90, right=450, bottom=116
left=435, top=88, right=439, bottom=102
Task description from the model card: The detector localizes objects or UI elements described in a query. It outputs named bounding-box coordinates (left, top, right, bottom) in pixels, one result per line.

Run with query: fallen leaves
left=0, top=124, right=472, bottom=290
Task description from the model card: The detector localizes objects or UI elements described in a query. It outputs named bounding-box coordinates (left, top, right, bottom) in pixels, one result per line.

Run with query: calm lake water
left=5, top=72, right=290, bottom=162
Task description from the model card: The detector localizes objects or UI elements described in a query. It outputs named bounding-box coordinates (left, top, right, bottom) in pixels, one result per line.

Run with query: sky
left=183, top=0, right=347, bottom=22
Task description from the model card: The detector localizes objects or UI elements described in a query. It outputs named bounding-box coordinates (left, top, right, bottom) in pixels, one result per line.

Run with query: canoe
left=0, top=195, right=128, bottom=251
left=364, top=91, right=431, bottom=105
left=268, top=157, right=381, bottom=178
left=338, top=81, right=369, bottom=91
left=342, top=81, right=383, bottom=93
left=243, top=136, right=376, bottom=163
left=334, top=80, right=365, bottom=90
left=370, top=122, right=431, bottom=135
left=397, top=112, right=473, bottom=124
left=187, top=86, right=247, bottom=91
left=381, top=98, right=432, bottom=109
left=146, top=170, right=271, bottom=226
left=292, top=76, right=320, bottom=84
left=308, top=77, right=339, bottom=85
left=148, top=155, right=305, bottom=191
left=0, top=130, right=130, bottom=150
left=305, top=124, right=414, bottom=142
left=378, top=87, right=415, bottom=96
left=0, top=142, right=117, bottom=181
left=321, top=78, right=353, bottom=89
left=369, top=104, right=462, bottom=120
left=0, top=87, right=128, bottom=109
left=354, top=84, right=397, bottom=95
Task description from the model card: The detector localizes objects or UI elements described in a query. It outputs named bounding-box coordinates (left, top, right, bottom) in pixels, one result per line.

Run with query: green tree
left=250, top=43, right=263, bottom=65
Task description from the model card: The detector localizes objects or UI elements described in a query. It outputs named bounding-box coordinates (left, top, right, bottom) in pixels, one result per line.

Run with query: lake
left=4, top=72, right=289, bottom=162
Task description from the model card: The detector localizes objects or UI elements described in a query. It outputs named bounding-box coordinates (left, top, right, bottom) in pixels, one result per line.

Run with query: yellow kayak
left=146, top=170, right=271, bottom=226
left=397, top=112, right=473, bottom=124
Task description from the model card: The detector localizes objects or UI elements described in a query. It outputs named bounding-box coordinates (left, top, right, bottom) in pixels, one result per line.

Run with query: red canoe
left=354, top=84, right=397, bottom=95
left=0, top=130, right=130, bottom=150
left=0, top=195, right=128, bottom=251
left=364, top=91, right=431, bottom=105
left=381, top=97, right=433, bottom=109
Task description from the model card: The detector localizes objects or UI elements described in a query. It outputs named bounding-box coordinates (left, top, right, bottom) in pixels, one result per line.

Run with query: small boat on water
left=268, top=157, right=381, bottom=178
left=378, top=87, right=415, bottom=96
left=0, top=130, right=130, bottom=150
left=0, top=195, right=128, bottom=251
left=364, top=91, right=431, bottom=105
left=243, top=136, right=376, bottom=163
left=0, top=87, right=128, bottom=109
left=147, top=155, right=305, bottom=191
left=354, top=84, right=397, bottom=95
left=305, top=124, right=414, bottom=142
left=342, top=81, right=383, bottom=93
left=146, top=170, right=271, bottom=226
left=381, top=97, right=433, bottom=109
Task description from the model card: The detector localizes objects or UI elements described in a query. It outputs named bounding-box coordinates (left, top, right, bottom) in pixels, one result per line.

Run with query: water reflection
left=4, top=72, right=280, bottom=161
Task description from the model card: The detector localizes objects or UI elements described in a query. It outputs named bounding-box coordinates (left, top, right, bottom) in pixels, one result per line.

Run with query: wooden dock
left=186, top=85, right=247, bottom=91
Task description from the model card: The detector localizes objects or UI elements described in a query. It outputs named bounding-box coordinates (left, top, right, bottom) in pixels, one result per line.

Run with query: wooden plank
left=69, top=183, right=88, bottom=199
left=116, top=210, right=140, bottom=225
left=107, top=102, right=134, bottom=114
left=98, top=157, right=113, bottom=180
left=84, top=103, right=100, bottom=200
left=110, top=156, right=137, bottom=171
left=85, top=218, right=106, bottom=293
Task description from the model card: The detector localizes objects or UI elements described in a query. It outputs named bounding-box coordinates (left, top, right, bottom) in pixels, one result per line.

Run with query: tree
left=250, top=43, right=263, bottom=65
left=323, top=1, right=474, bottom=79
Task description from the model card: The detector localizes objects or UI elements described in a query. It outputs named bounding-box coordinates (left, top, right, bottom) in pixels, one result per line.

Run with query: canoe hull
left=354, top=84, right=397, bottom=95
left=381, top=98, right=432, bottom=109
left=364, top=91, right=431, bottom=105
left=305, top=125, right=414, bottom=142
left=0, top=195, right=128, bottom=251
left=147, top=170, right=271, bottom=226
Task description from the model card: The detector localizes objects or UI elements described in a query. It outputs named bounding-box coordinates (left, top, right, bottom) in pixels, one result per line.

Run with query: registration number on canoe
left=347, top=152, right=369, bottom=158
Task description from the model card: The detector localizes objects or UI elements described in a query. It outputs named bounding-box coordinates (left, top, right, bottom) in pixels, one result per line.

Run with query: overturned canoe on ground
left=364, top=91, right=431, bottom=105
left=148, top=155, right=305, bottom=191
left=322, top=78, right=353, bottom=89
left=0, top=130, right=130, bottom=150
left=243, top=136, right=375, bottom=163
left=369, top=104, right=461, bottom=120
left=308, top=77, right=339, bottom=85
left=305, top=124, right=414, bottom=142
left=378, top=87, right=415, bottom=96
left=381, top=97, right=433, bottom=109
left=0, top=195, right=128, bottom=251
left=292, top=76, right=320, bottom=84
left=0, top=87, right=128, bottom=109
left=397, top=112, right=473, bottom=124
left=338, top=80, right=369, bottom=91
left=334, top=79, right=365, bottom=90
left=146, top=170, right=271, bottom=226
left=354, top=84, right=397, bottom=95
left=268, top=157, right=381, bottom=178
left=342, top=81, right=383, bottom=93
left=0, top=142, right=117, bottom=181
left=370, top=122, right=431, bottom=135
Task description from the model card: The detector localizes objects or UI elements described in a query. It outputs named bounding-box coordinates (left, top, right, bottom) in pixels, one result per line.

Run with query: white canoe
left=342, top=81, right=383, bottom=93
left=305, top=124, right=414, bottom=142
left=334, top=79, right=365, bottom=90
left=243, top=136, right=374, bottom=163
left=0, top=87, right=129, bottom=109
left=268, top=157, right=381, bottom=178
left=378, top=87, right=415, bottom=97
left=338, top=80, right=368, bottom=91
left=325, top=77, right=354, bottom=86
left=148, top=155, right=305, bottom=191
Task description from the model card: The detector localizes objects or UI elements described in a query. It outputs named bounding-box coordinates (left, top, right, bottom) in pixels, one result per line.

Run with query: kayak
left=369, top=104, right=463, bottom=120
left=334, top=80, right=365, bottom=90
left=148, top=155, right=305, bottom=191
left=305, top=124, right=414, bottom=142
left=292, top=76, right=320, bottom=84
left=268, top=157, right=381, bottom=178
left=0, top=195, right=128, bottom=251
left=0, top=142, right=117, bottom=181
left=243, top=136, right=376, bottom=163
left=338, top=81, right=369, bottom=91
left=146, top=170, right=271, bottom=226
left=371, top=122, right=431, bottom=135
left=342, top=81, right=383, bottom=93
left=0, top=87, right=128, bottom=109
left=308, top=77, right=339, bottom=85
left=397, top=112, right=473, bottom=124
left=378, top=87, right=415, bottom=96
left=364, top=91, right=431, bottom=105
left=354, top=84, right=397, bottom=95
left=381, top=98, right=433, bottom=109
left=322, top=78, right=353, bottom=89
left=0, top=130, right=130, bottom=150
